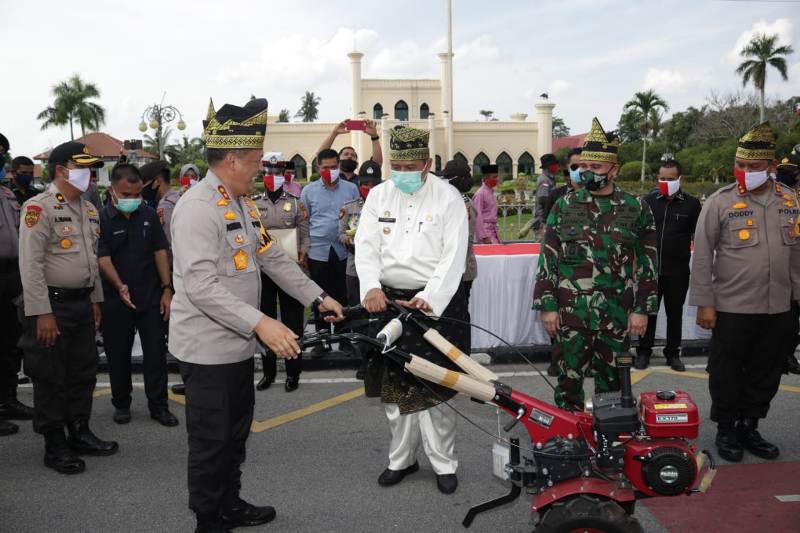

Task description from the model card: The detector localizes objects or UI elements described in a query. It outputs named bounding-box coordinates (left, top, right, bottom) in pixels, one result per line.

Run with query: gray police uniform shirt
left=535, top=172, right=555, bottom=198
left=253, top=189, right=310, bottom=256
left=0, top=185, right=20, bottom=259
left=168, top=170, right=322, bottom=365
left=157, top=189, right=182, bottom=245
left=338, top=198, right=363, bottom=277
left=18, top=184, right=103, bottom=316
left=463, top=195, right=477, bottom=282
left=690, top=179, right=800, bottom=315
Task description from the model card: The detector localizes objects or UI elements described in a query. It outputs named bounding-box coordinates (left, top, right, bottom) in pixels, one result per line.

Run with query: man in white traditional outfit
left=355, top=125, right=469, bottom=494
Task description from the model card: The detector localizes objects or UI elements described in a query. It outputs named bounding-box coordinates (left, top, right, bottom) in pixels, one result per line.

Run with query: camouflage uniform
left=533, top=185, right=658, bottom=409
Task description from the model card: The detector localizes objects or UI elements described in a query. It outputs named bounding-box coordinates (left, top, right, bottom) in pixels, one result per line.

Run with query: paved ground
left=1, top=358, right=798, bottom=533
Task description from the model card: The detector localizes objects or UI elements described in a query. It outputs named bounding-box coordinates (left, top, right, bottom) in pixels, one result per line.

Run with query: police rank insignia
left=217, top=198, right=229, bottom=207
left=732, top=202, right=748, bottom=209
left=233, top=249, right=248, bottom=270
left=88, top=208, right=97, bottom=216
left=283, top=202, right=292, bottom=212
left=746, top=219, right=753, bottom=227
left=217, top=185, right=231, bottom=201
left=738, top=229, right=750, bottom=240
left=59, top=238, right=73, bottom=249
left=224, top=210, right=237, bottom=220
left=157, top=208, right=164, bottom=225
left=55, top=193, right=66, bottom=203
left=24, top=205, right=41, bottom=227
left=249, top=209, right=259, bottom=220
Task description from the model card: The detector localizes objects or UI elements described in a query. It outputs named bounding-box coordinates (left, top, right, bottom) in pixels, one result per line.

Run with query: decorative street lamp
left=138, top=99, right=185, bottom=160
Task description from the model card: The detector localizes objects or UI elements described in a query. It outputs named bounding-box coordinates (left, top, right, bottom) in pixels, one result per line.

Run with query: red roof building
left=34, top=132, right=157, bottom=164
left=552, top=133, right=587, bottom=152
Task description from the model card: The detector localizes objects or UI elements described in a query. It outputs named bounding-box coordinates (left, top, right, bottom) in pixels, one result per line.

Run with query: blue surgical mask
left=568, top=166, right=583, bottom=185
left=116, top=197, right=142, bottom=213
left=14, top=173, right=34, bottom=188
left=390, top=169, right=424, bottom=194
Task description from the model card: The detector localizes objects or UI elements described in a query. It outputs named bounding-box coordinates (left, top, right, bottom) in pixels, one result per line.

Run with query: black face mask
left=776, top=167, right=799, bottom=187
left=141, top=181, right=159, bottom=203
left=340, top=159, right=358, bottom=173
left=447, top=175, right=473, bottom=193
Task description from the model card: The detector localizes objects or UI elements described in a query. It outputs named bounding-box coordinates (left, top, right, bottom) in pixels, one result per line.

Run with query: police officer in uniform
left=691, top=123, right=800, bottom=462
left=1, top=164, right=34, bottom=437
left=253, top=154, right=310, bottom=392
left=776, top=149, right=800, bottom=375
left=170, top=98, right=343, bottom=532
left=533, top=118, right=658, bottom=410
left=18, top=142, right=119, bottom=474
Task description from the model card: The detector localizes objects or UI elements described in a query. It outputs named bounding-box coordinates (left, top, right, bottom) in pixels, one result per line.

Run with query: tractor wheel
left=533, top=494, right=643, bottom=533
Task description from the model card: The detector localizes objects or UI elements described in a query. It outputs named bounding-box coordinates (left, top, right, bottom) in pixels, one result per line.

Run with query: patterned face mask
left=580, top=168, right=613, bottom=191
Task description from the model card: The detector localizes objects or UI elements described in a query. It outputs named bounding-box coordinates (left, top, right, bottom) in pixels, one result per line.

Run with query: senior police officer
left=18, top=142, right=119, bottom=474
left=170, top=98, right=343, bottom=533
left=253, top=152, right=311, bottom=392
left=776, top=149, right=800, bottom=375
left=533, top=118, right=658, bottom=410
left=691, top=123, right=800, bottom=463
left=355, top=125, right=469, bottom=495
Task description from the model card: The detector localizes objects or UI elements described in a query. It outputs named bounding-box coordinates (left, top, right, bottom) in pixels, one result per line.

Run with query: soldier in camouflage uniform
left=533, top=118, right=658, bottom=410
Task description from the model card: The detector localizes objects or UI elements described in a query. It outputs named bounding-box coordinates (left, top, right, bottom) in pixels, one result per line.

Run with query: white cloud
left=642, top=68, right=688, bottom=92
left=549, top=80, right=573, bottom=97
left=727, top=18, right=794, bottom=64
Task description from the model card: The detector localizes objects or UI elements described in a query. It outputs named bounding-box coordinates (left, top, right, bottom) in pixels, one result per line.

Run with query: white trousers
left=384, top=403, right=458, bottom=475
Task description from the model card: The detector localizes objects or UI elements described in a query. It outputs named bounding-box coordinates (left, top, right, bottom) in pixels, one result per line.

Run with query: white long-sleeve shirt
left=355, top=176, right=468, bottom=316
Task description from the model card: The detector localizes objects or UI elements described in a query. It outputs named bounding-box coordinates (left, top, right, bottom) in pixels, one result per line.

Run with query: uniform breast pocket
left=51, top=224, right=81, bottom=254
left=224, top=232, right=257, bottom=276
left=728, top=218, right=759, bottom=248
left=559, top=239, right=587, bottom=266
left=781, top=220, right=797, bottom=246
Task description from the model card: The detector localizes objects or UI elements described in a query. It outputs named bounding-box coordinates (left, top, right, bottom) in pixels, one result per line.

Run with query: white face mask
left=658, top=177, right=681, bottom=197
left=735, top=168, right=770, bottom=191
left=66, top=167, right=91, bottom=192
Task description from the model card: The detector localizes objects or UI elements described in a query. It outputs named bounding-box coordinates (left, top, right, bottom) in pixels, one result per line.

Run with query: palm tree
left=37, top=75, right=105, bottom=140
left=479, top=109, right=494, bottom=121
left=144, top=127, right=173, bottom=157
left=736, top=33, right=794, bottom=122
left=278, top=109, right=291, bottom=122
left=165, top=135, right=205, bottom=166
left=623, top=90, right=669, bottom=183
left=295, top=91, right=321, bottom=122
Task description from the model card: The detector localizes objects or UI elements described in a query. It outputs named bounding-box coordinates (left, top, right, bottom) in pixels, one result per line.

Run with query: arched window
left=453, top=152, right=468, bottom=168
left=420, top=103, right=430, bottom=119
left=518, top=151, right=535, bottom=176
left=394, top=100, right=409, bottom=121
left=473, top=152, right=490, bottom=177
left=435, top=155, right=442, bottom=172
left=290, top=154, right=307, bottom=181
left=497, top=152, right=512, bottom=179
left=373, top=103, right=383, bottom=120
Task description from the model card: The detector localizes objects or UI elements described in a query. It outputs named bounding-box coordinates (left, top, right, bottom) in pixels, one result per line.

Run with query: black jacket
left=643, top=188, right=701, bottom=277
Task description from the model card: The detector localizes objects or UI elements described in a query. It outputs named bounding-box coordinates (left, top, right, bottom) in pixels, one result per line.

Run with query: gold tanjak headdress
left=581, top=117, right=620, bottom=164
left=203, top=98, right=268, bottom=150
left=736, top=122, right=776, bottom=161
left=389, top=125, right=430, bottom=161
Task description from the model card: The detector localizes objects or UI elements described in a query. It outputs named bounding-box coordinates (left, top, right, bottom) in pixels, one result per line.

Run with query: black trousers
left=259, top=273, right=303, bottom=379
left=0, top=260, right=23, bottom=403
left=707, top=311, right=794, bottom=424
left=180, top=358, right=255, bottom=516
left=102, top=298, right=168, bottom=411
left=17, top=295, right=97, bottom=434
left=638, top=273, right=690, bottom=359
left=346, top=274, right=360, bottom=307
left=308, top=246, right=347, bottom=331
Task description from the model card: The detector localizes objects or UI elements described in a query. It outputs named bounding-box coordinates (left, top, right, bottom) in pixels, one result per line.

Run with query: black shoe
left=666, top=356, right=686, bottom=372
left=355, top=367, right=366, bottom=380
left=171, top=383, right=185, bottom=395
left=634, top=353, right=650, bottom=370
left=546, top=362, right=559, bottom=377
left=737, top=418, right=780, bottom=460
left=284, top=377, right=299, bottom=392
left=0, top=419, right=19, bottom=436
left=67, top=420, right=119, bottom=456
left=44, top=430, right=85, bottom=475
left=150, top=408, right=179, bottom=427
left=378, top=462, right=419, bottom=486
left=0, top=399, right=34, bottom=420
left=221, top=498, right=276, bottom=528
left=194, top=514, right=231, bottom=533
left=436, top=473, right=458, bottom=494
left=715, top=425, right=744, bottom=462
left=256, top=373, right=275, bottom=391
left=788, top=355, right=800, bottom=375
left=113, top=408, right=131, bottom=425
left=310, top=345, right=329, bottom=359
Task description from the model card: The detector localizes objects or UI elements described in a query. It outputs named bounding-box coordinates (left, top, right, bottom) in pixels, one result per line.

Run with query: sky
left=1, top=0, right=799, bottom=158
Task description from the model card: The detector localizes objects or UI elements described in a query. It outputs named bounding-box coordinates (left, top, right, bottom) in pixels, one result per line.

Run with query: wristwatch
left=161, top=282, right=174, bottom=292
left=313, top=292, right=328, bottom=308
left=370, top=135, right=380, bottom=141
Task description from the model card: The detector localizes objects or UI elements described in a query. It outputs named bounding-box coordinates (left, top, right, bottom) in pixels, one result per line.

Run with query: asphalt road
left=1, top=358, right=798, bottom=533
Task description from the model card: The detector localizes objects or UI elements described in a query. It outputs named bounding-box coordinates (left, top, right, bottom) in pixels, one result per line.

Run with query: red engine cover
left=639, top=390, right=699, bottom=438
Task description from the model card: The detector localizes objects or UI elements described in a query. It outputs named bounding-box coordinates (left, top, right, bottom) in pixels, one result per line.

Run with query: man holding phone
left=318, top=118, right=383, bottom=183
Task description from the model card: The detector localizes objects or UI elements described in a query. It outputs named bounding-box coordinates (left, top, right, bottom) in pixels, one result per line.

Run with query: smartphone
left=345, top=119, right=367, bottom=131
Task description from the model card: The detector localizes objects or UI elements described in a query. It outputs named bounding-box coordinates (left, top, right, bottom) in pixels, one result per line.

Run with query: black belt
left=0, top=257, right=18, bottom=269
left=48, top=286, right=93, bottom=302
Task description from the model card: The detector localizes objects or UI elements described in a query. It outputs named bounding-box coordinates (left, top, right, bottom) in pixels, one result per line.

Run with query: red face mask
left=359, top=185, right=371, bottom=199
left=284, top=171, right=294, bottom=182
left=263, top=174, right=285, bottom=192
left=485, top=178, right=498, bottom=189
left=320, top=168, right=339, bottom=186
left=547, top=164, right=559, bottom=174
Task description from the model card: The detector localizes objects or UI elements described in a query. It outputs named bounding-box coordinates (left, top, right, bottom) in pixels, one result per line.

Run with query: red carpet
left=643, top=461, right=800, bottom=532
left=474, top=243, right=540, bottom=256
